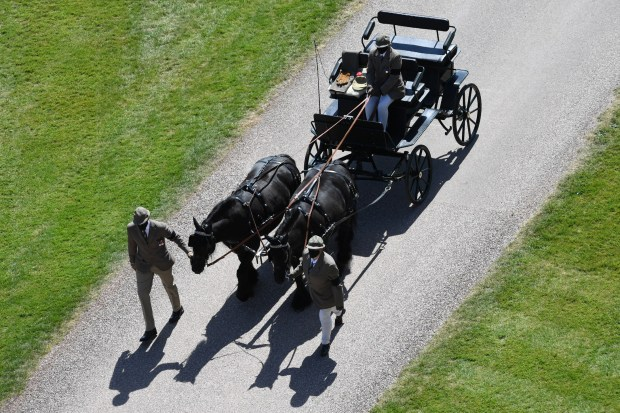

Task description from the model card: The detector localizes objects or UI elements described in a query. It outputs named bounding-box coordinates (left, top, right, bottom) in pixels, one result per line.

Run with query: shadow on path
left=347, top=134, right=479, bottom=287
left=280, top=352, right=338, bottom=407
left=174, top=263, right=291, bottom=384
left=109, top=323, right=179, bottom=406
left=245, top=294, right=318, bottom=391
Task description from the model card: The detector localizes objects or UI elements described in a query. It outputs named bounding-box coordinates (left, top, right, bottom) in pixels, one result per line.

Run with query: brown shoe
left=335, top=308, right=346, bottom=326
left=169, top=306, right=184, bottom=324
left=139, top=328, right=157, bottom=342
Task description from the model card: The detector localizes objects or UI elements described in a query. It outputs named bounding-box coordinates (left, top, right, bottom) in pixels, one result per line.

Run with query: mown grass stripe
left=372, top=96, right=620, bottom=412
left=0, top=0, right=352, bottom=401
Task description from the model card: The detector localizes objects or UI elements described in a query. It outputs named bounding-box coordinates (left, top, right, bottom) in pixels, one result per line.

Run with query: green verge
left=0, top=0, right=354, bottom=401
left=372, top=94, right=620, bottom=412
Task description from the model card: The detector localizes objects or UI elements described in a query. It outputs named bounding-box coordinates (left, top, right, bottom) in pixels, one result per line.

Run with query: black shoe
left=335, top=308, right=346, bottom=326
left=139, top=328, right=157, bottom=342
left=320, top=343, right=330, bottom=357
left=169, top=306, right=184, bottom=324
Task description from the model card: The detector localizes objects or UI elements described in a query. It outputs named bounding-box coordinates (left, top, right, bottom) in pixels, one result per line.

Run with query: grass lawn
left=372, top=95, right=620, bottom=412
left=0, top=0, right=354, bottom=401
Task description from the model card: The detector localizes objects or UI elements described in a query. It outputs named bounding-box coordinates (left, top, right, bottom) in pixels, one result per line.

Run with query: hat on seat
left=133, top=206, right=150, bottom=225
left=352, top=75, right=367, bottom=91
left=375, top=34, right=391, bottom=48
left=307, top=235, right=325, bottom=250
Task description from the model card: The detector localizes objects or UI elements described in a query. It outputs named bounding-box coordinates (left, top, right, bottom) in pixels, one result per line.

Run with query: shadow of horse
left=174, top=263, right=291, bottom=384
left=109, top=323, right=179, bottom=406
left=244, top=295, right=318, bottom=390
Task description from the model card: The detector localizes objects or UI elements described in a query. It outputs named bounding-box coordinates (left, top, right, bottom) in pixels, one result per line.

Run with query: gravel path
left=3, top=1, right=619, bottom=412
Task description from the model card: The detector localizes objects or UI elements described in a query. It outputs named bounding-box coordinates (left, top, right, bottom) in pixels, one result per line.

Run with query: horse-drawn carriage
left=305, top=10, right=482, bottom=204
left=189, top=11, right=481, bottom=305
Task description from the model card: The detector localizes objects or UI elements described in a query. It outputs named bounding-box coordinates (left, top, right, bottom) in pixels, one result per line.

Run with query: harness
left=293, top=165, right=358, bottom=241
left=234, top=156, right=300, bottom=231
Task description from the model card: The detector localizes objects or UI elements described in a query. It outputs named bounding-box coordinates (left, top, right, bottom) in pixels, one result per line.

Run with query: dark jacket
left=366, top=47, right=405, bottom=100
left=127, top=219, right=189, bottom=272
left=291, top=249, right=344, bottom=309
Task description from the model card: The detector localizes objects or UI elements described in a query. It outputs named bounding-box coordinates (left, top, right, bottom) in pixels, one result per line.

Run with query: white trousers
left=319, top=306, right=343, bottom=345
left=365, top=94, right=396, bottom=131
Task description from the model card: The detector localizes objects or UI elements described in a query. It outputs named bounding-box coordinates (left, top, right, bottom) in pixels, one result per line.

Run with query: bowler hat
left=375, top=34, right=391, bottom=48
left=133, top=207, right=150, bottom=225
left=307, top=235, right=325, bottom=250
left=351, top=75, right=367, bottom=91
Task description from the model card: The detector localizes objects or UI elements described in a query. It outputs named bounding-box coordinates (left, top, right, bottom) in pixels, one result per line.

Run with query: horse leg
left=291, top=275, right=312, bottom=311
left=235, top=251, right=258, bottom=302
left=335, top=215, right=356, bottom=275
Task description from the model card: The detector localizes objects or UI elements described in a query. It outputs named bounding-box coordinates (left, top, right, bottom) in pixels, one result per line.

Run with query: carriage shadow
left=349, top=134, right=479, bottom=275
left=109, top=323, right=180, bottom=406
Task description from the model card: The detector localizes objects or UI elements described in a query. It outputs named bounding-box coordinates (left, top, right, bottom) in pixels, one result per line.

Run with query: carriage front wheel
left=452, top=83, right=482, bottom=146
left=405, top=145, right=432, bottom=205
left=304, top=138, right=333, bottom=171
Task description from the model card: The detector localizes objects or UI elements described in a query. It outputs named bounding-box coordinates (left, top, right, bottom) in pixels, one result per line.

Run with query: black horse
left=189, top=154, right=301, bottom=301
left=266, top=161, right=358, bottom=310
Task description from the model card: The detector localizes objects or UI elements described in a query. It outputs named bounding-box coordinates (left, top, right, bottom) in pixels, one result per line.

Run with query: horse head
left=188, top=217, right=216, bottom=274
left=265, top=234, right=290, bottom=284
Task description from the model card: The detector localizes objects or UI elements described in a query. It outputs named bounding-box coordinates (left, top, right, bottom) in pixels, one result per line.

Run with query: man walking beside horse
left=290, top=235, right=346, bottom=357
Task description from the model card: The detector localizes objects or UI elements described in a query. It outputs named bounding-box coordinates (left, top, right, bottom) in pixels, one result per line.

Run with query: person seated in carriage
left=365, top=34, right=405, bottom=131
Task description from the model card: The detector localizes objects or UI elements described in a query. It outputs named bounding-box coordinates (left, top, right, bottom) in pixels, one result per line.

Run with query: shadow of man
left=245, top=295, right=318, bottom=390
left=280, top=353, right=337, bottom=407
left=174, top=265, right=289, bottom=384
left=109, top=323, right=179, bottom=406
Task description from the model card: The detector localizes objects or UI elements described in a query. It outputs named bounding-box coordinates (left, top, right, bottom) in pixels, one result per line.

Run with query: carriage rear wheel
left=304, top=138, right=333, bottom=170
left=452, top=83, right=482, bottom=146
left=405, top=145, right=432, bottom=205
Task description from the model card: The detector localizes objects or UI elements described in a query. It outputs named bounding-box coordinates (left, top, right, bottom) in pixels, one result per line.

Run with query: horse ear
left=193, top=217, right=201, bottom=231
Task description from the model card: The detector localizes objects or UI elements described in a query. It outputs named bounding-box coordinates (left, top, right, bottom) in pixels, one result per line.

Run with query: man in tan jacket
left=290, top=235, right=345, bottom=357
left=127, top=207, right=192, bottom=342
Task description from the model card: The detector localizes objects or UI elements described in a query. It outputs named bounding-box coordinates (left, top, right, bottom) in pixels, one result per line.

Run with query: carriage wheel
left=405, top=145, right=432, bottom=205
left=304, top=139, right=333, bottom=170
left=452, top=83, right=482, bottom=146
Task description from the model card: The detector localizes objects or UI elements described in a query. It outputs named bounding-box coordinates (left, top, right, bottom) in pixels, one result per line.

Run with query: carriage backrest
left=340, top=51, right=369, bottom=74
left=400, top=58, right=419, bottom=82
left=377, top=10, right=450, bottom=32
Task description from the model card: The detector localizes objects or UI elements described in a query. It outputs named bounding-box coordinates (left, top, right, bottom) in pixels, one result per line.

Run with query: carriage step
left=396, top=108, right=440, bottom=149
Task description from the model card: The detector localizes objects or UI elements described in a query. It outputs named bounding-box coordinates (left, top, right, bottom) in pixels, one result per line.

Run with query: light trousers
left=319, top=306, right=343, bottom=345
left=365, top=94, right=396, bottom=131
left=136, top=265, right=181, bottom=331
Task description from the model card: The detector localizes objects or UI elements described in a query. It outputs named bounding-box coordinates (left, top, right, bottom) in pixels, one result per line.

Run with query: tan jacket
left=291, top=249, right=344, bottom=309
left=127, top=219, right=189, bottom=272
left=366, top=47, right=406, bottom=100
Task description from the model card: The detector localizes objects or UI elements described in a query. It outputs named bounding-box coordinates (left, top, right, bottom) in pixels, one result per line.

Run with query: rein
left=202, top=98, right=370, bottom=266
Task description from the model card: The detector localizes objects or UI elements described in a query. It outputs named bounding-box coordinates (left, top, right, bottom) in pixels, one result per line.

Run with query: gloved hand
left=187, top=251, right=194, bottom=259
left=371, top=86, right=382, bottom=96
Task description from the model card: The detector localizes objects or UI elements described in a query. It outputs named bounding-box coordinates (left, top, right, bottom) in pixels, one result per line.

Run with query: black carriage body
left=312, top=10, right=481, bottom=205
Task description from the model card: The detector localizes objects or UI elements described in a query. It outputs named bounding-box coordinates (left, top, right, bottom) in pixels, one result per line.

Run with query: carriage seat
left=366, top=35, right=458, bottom=66
left=392, top=36, right=458, bottom=65
left=371, top=11, right=459, bottom=66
